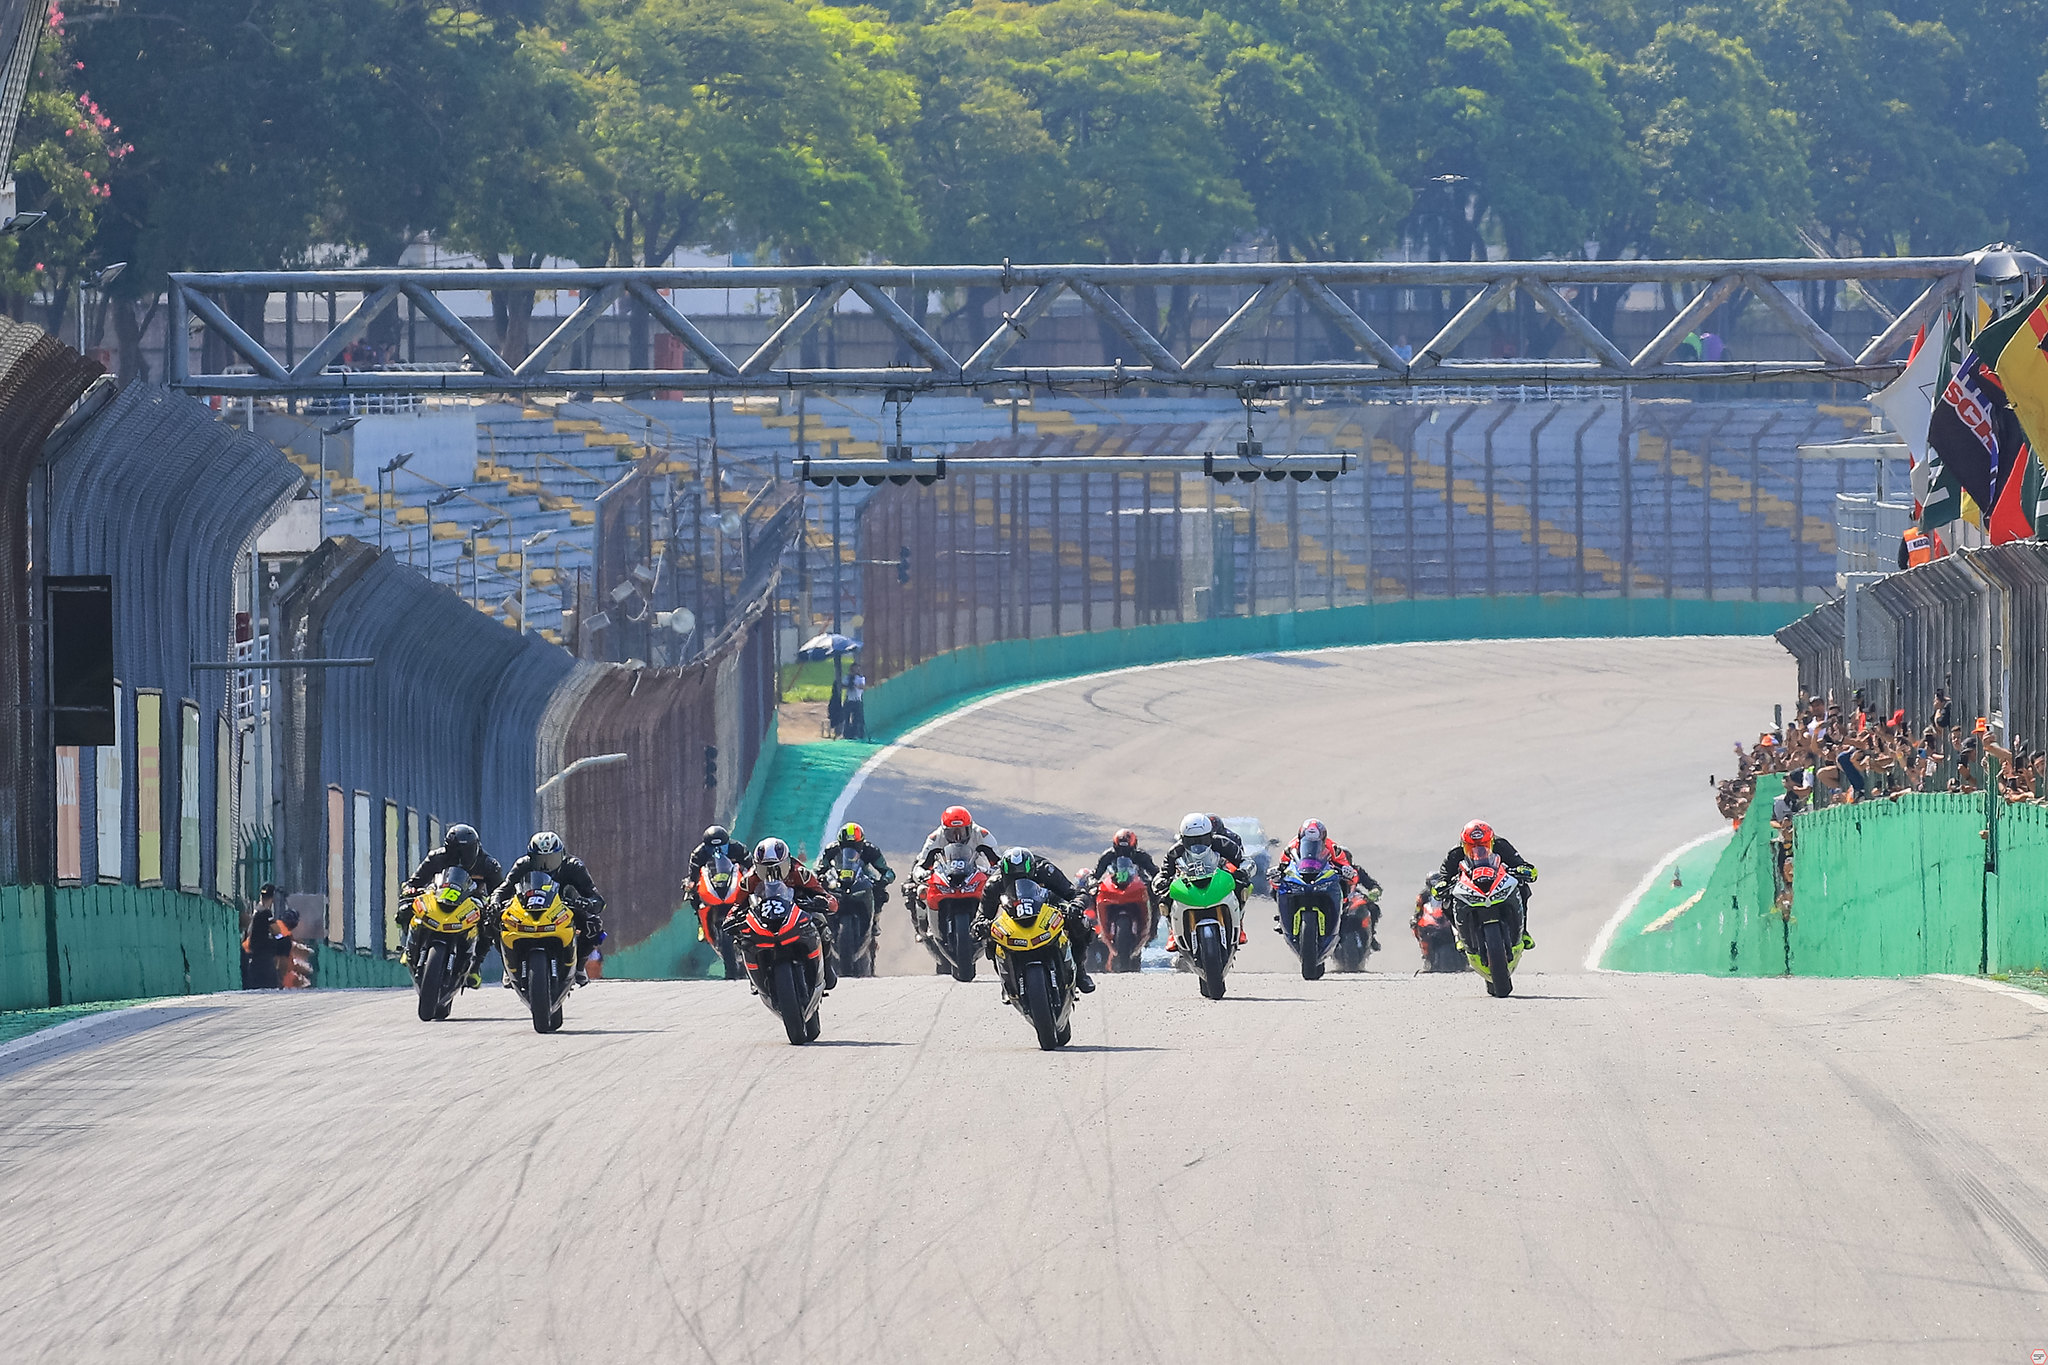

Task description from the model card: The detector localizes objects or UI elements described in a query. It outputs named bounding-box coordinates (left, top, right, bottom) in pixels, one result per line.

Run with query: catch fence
left=1777, top=542, right=2048, bottom=752
left=858, top=399, right=1864, bottom=683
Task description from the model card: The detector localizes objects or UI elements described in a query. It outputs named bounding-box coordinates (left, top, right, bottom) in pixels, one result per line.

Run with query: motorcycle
left=1085, top=856, right=1155, bottom=973
left=919, top=850, right=993, bottom=982
left=1274, top=854, right=1346, bottom=980
left=1447, top=857, right=1526, bottom=996
left=1413, top=888, right=1468, bottom=973
left=820, top=846, right=881, bottom=977
left=988, top=878, right=1077, bottom=1050
left=1163, top=846, right=1242, bottom=999
left=1332, top=888, right=1381, bottom=973
left=732, top=879, right=826, bottom=1045
left=695, top=850, right=745, bottom=980
left=501, top=870, right=579, bottom=1033
left=404, top=867, right=484, bottom=1022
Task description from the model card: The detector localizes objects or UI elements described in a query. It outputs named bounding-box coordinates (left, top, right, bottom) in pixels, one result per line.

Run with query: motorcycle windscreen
left=1009, top=878, right=1047, bottom=915
left=1181, top=846, right=1220, bottom=879
left=1110, top=856, right=1135, bottom=884
left=437, top=867, right=474, bottom=895
left=837, top=848, right=863, bottom=872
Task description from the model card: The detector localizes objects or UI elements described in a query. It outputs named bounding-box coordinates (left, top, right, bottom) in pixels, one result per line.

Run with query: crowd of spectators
left=1713, top=687, right=2048, bottom=825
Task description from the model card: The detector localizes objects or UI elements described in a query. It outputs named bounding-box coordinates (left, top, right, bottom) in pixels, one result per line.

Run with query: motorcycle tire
left=1055, top=1017, right=1073, bottom=1048
left=418, top=943, right=449, bottom=1022
left=948, top=914, right=977, bottom=984
left=1299, top=916, right=1325, bottom=981
left=773, top=961, right=810, bottom=1045
left=1482, top=921, right=1514, bottom=997
left=1023, top=961, right=1060, bottom=1051
left=805, top=1008, right=823, bottom=1042
left=1111, top=919, right=1140, bottom=972
left=1196, top=923, right=1227, bottom=1000
left=527, top=947, right=555, bottom=1033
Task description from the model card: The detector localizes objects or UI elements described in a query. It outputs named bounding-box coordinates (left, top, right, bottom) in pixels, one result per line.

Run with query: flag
left=1991, top=283, right=2048, bottom=455
left=1926, top=298, right=2036, bottom=529
left=1917, top=305, right=1969, bottom=528
left=1871, top=318, right=1942, bottom=468
left=1988, top=441, right=2042, bottom=543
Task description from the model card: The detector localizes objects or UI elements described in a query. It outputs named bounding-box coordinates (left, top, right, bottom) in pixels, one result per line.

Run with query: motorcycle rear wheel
left=773, top=961, right=811, bottom=1045
left=418, top=944, right=449, bottom=1023
left=527, top=947, right=555, bottom=1033
left=1482, top=921, right=1514, bottom=997
left=1196, top=923, right=1227, bottom=1000
left=1023, top=961, right=1060, bottom=1051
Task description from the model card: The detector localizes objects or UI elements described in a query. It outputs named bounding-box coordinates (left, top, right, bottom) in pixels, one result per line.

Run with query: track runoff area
left=7, top=638, right=2048, bottom=1364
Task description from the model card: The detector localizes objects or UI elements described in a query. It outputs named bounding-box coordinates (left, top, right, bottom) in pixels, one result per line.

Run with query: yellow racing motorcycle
left=500, top=870, right=578, bottom=1032
left=405, top=868, right=485, bottom=1022
left=988, top=878, right=1077, bottom=1050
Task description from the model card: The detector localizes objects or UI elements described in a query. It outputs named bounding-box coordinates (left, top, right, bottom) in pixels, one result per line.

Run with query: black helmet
left=703, top=825, right=729, bottom=845
left=445, top=824, right=481, bottom=866
left=1000, top=847, right=1036, bottom=880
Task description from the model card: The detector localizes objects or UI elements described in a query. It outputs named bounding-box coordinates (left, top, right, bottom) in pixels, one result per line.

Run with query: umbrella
left=798, top=632, right=861, bottom=661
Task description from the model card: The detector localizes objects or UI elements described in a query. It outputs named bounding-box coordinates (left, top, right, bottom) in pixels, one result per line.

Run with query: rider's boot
left=1072, top=952, right=1096, bottom=994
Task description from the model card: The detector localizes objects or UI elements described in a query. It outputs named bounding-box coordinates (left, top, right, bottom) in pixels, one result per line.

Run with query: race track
left=5, top=637, right=2048, bottom=1363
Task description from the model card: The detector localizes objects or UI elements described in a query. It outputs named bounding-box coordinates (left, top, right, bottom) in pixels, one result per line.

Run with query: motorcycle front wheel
left=773, top=960, right=811, bottom=1045
left=1023, top=961, right=1060, bottom=1051
left=1482, top=921, right=1514, bottom=997
left=418, top=943, right=449, bottom=1022
left=1196, top=923, right=1228, bottom=1000
left=948, top=913, right=977, bottom=984
left=527, top=946, right=556, bottom=1032
left=1299, top=915, right=1325, bottom=981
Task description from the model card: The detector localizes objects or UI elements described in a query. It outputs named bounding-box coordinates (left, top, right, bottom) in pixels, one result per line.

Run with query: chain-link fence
left=857, top=399, right=1864, bottom=683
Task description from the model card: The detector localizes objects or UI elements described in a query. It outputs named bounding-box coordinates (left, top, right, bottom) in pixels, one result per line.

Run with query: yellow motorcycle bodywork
left=990, top=899, right=1068, bottom=956
left=501, top=881, right=576, bottom=950
left=414, top=879, right=484, bottom=937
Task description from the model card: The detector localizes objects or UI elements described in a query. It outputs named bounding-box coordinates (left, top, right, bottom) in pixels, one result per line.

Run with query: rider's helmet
left=1298, top=818, right=1328, bottom=861
left=1461, top=820, right=1495, bottom=860
left=444, top=824, right=481, bottom=867
left=1112, top=828, right=1139, bottom=853
left=528, top=830, right=565, bottom=872
left=1178, top=812, right=1214, bottom=846
left=941, top=806, right=973, bottom=843
left=703, top=825, right=730, bottom=847
left=840, top=822, right=865, bottom=844
left=1000, top=847, right=1036, bottom=880
left=754, top=837, right=793, bottom=881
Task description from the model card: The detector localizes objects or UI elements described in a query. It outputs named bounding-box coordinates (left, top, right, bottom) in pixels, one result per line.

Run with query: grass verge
left=0, top=998, right=152, bottom=1047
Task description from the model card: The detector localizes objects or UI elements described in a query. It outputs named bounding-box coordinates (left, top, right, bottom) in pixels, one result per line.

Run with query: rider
left=497, top=832, right=607, bottom=987
left=684, top=824, right=753, bottom=950
left=1272, top=819, right=1384, bottom=951
left=1432, top=819, right=1538, bottom=949
left=1154, top=813, right=1253, bottom=948
left=1089, top=828, right=1160, bottom=882
left=973, top=847, right=1096, bottom=993
left=728, top=837, right=838, bottom=992
left=816, top=821, right=896, bottom=907
left=396, top=824, right=505, bottom=985
left=915, top=805, right=1001, bottom=872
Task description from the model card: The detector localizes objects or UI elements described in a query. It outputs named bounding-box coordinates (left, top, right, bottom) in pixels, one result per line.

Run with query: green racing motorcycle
left=1163, top=845, right=1242, bottom=999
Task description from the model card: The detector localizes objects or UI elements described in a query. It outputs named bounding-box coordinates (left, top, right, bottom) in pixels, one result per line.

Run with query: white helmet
left=754, top=837, right=791, bottom=880
left=1178, top=812, right=1214, bottom=842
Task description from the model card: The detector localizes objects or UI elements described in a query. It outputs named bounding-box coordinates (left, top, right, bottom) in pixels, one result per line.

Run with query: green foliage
left=0, top=13, right=120, bottom=317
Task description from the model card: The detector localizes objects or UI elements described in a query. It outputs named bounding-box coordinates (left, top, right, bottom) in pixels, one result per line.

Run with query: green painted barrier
left=312, top=941, right=411, bottom=988
left=864, top=596, right=1807, bottom=738
left=1604, top=782, right=2048, bottom=977
left=1603, top=776, right=1788, bottom=975
left=0, top=885, right=239, bottom=1009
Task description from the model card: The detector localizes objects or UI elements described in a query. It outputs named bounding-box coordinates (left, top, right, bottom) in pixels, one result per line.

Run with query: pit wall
left=0, top=885, right=239, bottom=1010
left=863, top=595, right=1806, bottom=738
left=1603, top=778, right=2048, bottom=976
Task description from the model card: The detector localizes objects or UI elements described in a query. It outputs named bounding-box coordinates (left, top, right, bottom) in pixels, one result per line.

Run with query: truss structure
left=166, top=253, right=1985, bottom=398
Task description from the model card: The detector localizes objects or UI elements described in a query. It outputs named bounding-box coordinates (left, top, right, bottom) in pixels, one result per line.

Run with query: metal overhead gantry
left=165, top=252, right=1999, bottom=400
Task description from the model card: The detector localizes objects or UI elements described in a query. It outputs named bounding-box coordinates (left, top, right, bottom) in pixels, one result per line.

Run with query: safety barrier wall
left=274, top=538, right=576, bottom=956
left=1602, top=781, right=2048, bottom=977
left=1778, top=543, right=2048, bottom=751
left=44, top=384, right=303, bottom=905
left=0, top=884, right=239, bottom=1010
left=0, top=320, right=103, bottom=884
left=863, top=595, right=1807, bottom=739
left=853, top=398, right=1865, bottom=686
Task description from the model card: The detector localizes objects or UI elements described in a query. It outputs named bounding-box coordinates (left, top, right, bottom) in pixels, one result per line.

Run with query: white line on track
left=1583, top=826, right=1729, bottom=972
left=1933, top=973, right=2048, bottom=1014
left=825, top=634, right=1744, bottom=853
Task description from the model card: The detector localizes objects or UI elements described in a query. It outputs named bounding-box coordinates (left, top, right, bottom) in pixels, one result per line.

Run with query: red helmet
left=941, top=805, right=973, bottom=831
left=1112, top=828, right=1138, bottom=851
left=1299, top=818, right=1327, bottom=842
left=1461, top=820, right=1495, bottom=857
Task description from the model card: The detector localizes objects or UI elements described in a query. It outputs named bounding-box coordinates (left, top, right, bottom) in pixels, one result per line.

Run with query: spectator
left=1700, top=332, right=1725, bottom=362
left=241, top=885, right=295, bottom=989
left=844, top=672, right=867, bottom=740
left=827, top=672, right=845, bottom=738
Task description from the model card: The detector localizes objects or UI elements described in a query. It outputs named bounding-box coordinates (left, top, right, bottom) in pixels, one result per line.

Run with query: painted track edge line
left=1932, top=974, right=2048, bottom=1015
left=1584, top=827, right=1729, bottom=973
left=826, top=635, right=1751, bottom=853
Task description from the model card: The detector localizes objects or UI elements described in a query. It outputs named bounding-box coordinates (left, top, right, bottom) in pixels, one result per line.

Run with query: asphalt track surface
left=6, top=639, right=2048, bottom=1363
